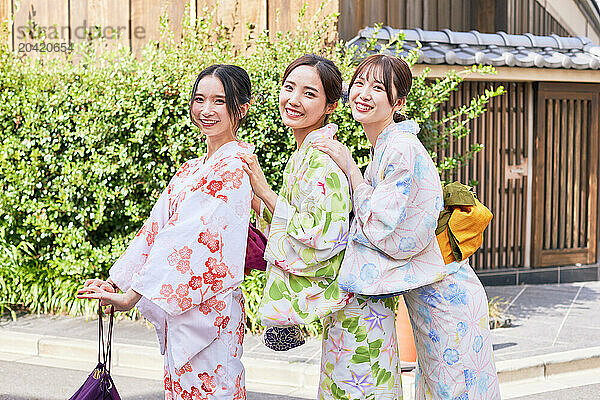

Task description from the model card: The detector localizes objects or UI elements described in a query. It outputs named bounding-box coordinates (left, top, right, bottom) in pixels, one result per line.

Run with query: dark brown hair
left=281, top=54, right=342, bottom=123
left=349, top=54, right=412, bottom=122
left=189, top=64, right=252, bottom=130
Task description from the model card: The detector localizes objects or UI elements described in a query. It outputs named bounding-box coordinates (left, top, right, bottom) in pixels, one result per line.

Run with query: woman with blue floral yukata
left=78, top=64, right=256, bottom=400
left=313, top=54, right=501, bottom=400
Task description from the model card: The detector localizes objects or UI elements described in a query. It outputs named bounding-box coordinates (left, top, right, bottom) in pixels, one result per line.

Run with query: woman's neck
left=205, top=132, right=236, bottom=159
left=362, top=116, right=395, bottom=147
left=292, top=119, right=326, bottom=148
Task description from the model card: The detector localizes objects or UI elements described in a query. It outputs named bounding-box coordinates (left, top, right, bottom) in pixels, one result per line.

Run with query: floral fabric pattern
left=404, top=264, right=500, bottom=400
left=319, top=295, right=402, bottom=400
left=336, top=120, right=499, bottom=399
left=109, top=140, right=254, bottom=398
left=163, top=290, right=246, bottom=400
left=338, top=120, right=458, bottom=295
left=258, top=124, right=353, bottom=326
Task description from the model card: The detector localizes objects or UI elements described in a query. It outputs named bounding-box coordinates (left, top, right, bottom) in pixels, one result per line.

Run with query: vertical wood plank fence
left=1, top=0, right=575, bottom=53
left=434, top=81, right=531, bottom=271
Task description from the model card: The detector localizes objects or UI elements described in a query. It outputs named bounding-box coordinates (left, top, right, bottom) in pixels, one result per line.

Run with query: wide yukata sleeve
left=352, top=136, right=438, bottom=260
left=272, top=149, right=351, bottom=273
left=109, top=163, right=188, bottom=293
left=260, top=147, right=353, bottom=326
left=127, top=157, right=251, bottom=316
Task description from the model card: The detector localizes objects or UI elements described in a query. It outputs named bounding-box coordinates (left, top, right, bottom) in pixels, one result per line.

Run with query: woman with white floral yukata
left=78, top=64, right=255, bottom=400
left=313, top=54, right=501, bottom=400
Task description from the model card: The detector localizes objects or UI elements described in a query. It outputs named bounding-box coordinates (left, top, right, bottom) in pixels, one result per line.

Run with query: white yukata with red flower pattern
left=110, top=140, right=253, bottom=400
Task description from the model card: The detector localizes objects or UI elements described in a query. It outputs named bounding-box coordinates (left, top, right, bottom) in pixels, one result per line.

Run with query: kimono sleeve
left=276, top=149, right=351, bottom=266
left=352, top=138, right=437, bottom=260
left=128, top=157, right=252, bottom=316
left=109, top=171, right=179, bottom=293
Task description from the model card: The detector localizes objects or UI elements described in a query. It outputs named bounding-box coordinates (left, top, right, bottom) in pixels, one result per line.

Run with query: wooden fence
left=506, top=0, right=569, bottom=37
left=436, top=81, right=600, bottom=270
left=0, top=0, right=337, bottom=55
left=434, top=81, right=531, bottom=270
left=1, top=0, right=574, bottom=55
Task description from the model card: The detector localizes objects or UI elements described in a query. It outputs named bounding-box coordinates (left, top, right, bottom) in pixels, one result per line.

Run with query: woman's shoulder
left=382, top=121, right=429, bottom=156
left=385, top=120, right=420, bottom=143
left=211, top=141, right=255, bottom=169
left=305, top=144, right=347, bottom=179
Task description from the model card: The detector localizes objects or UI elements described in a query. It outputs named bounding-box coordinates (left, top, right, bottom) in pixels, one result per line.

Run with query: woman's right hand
left=241, top=154, right=278, bottom=214
left=83, top=278, right=116, bottom=293
left=241, top=154, right=270, bottom=199
left=77, top=286, right=141, bottom=312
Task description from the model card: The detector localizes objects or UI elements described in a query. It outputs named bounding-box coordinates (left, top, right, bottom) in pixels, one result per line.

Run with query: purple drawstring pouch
left=245, top=221, right=267, bottom=274
left=69, top=303, right=121, bottom=400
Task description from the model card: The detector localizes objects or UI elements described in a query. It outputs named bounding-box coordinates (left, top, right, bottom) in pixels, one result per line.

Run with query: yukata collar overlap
left=297, top=123, right=338, bottom=152
left=372, top=119, right=420, bottom=154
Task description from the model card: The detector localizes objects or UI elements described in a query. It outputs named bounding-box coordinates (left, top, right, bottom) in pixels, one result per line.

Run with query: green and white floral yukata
left=319, top=295, right=402, bottom=400
left=258, top=123, right=353, bottom=326
left=257, top=123, right=403, bottom=399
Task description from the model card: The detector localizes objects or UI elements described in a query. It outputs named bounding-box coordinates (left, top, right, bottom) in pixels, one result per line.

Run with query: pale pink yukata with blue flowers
left=337, top=120, right=500, bottom=400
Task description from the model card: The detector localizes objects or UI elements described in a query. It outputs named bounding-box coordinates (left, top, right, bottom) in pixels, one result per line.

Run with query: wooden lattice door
left=532, top=83, right=599, bottom=267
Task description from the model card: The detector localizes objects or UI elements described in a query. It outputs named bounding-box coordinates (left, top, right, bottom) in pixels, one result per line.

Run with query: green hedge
left=0, top=7, right=503, bottom=331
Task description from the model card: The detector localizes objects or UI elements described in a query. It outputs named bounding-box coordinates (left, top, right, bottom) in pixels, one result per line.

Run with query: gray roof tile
left=348, top=27, right=600, bottom=70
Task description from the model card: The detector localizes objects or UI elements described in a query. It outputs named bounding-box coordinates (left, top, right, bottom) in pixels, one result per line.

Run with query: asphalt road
left=0, top=360, right=305, bottom=400
left=514, top=383, right=600, bottom=400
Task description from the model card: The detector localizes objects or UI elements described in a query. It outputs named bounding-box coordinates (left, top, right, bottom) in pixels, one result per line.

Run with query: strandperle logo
left=16, top=20, right=147, bottom=41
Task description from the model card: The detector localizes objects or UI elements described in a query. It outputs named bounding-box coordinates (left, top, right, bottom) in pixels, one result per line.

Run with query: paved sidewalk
left=485, top=281, right=600, bottom=361
left=1, top=281, right=599, bottom=399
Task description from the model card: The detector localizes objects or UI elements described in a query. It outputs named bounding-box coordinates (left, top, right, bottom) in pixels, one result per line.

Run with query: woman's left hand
left=77, top=286, right=142, bottom=312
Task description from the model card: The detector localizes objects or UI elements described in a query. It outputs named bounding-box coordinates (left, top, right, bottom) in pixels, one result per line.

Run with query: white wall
left=542, top=0, right=600, bottom=42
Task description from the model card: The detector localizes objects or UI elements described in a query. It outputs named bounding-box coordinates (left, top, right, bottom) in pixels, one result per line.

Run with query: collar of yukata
left=202, top=139, right=255, bottom=164
left=299, top=123, right=338, bottom=152
left=373, top=119, right=420, bottom=153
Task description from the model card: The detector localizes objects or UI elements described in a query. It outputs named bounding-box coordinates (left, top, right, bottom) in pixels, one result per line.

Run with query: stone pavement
left=485, top=281, right=600, bottom=362
left=1, top=281, right=599, bottom=399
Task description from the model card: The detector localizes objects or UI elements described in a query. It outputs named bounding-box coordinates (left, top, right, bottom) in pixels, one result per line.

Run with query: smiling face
left=349, top=65, right=403, bottom=126
left=279, top=65, right=335, bottom=135
left=190, top=75, right=236, bottom=139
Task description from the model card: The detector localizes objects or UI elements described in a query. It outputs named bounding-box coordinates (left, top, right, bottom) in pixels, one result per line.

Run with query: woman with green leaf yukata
left=242, top=54, right=353, bottom=331
left=242, top=54, right=402, bottom=400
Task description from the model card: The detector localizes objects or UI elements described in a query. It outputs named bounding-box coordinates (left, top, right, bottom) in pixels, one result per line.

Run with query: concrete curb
left=496, top=346, right=600, bottom=383
left=0, top=329, right=319, bottom=395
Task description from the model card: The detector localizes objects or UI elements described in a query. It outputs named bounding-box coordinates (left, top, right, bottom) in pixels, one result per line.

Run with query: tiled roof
left=348, top=27, right=600, bottom=70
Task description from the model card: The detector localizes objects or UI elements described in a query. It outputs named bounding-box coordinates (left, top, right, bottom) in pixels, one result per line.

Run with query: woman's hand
left=312, top=138, right=352, bottom=175
left=77, top=286, right=141, bottom=312
left=241, top=154, right=277, bottom=213
left=311, top=138, right=365, bottom=191
left=83, top=278, right=117, bottom=293
left=241, top=154, right=269, bottom=197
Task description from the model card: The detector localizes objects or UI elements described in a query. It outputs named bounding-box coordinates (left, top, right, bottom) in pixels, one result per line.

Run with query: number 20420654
left=19, top=42, right=74, bottom=53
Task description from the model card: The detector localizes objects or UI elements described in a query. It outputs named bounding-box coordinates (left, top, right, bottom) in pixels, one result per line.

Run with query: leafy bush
left=0, top=5, right=503, bottom=333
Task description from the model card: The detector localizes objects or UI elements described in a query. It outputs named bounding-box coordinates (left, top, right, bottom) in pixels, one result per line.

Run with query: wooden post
left=0, top=0, right=12, bottom=49
left=472, top=0, right=502, bottom=33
